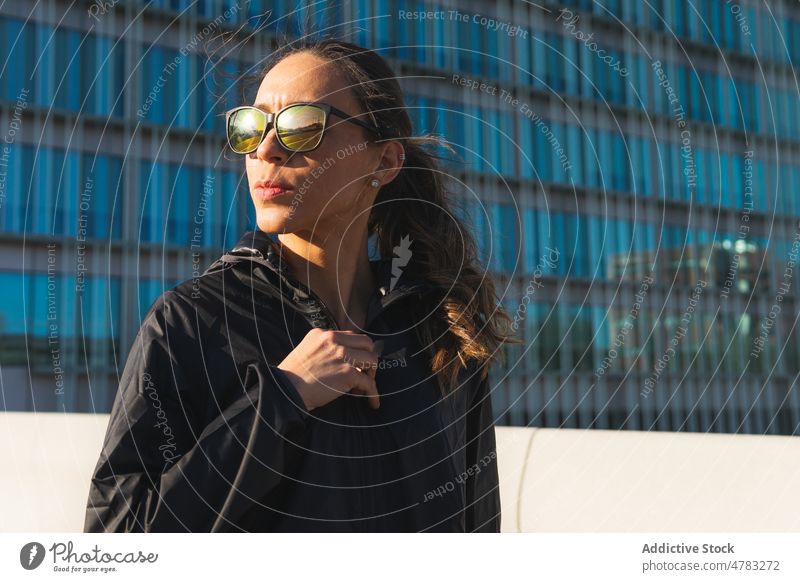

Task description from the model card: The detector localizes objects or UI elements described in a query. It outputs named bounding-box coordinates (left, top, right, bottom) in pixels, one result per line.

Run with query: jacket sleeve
left=463, top=366, right=502, bottom=532
left=83, top=291, right=310, bottom=532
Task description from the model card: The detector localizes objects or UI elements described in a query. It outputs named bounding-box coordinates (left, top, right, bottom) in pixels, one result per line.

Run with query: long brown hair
left=253, top=39, right=519, bottom=396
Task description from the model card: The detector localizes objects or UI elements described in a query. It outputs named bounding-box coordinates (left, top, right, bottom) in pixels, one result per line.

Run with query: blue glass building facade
left=1, top=0, right=799, bottom=434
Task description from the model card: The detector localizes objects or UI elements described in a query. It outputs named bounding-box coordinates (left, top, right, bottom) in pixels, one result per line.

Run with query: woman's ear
left=371, top=141, right=405, bottom=187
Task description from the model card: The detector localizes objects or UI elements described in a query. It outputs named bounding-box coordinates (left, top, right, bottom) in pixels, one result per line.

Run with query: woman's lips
left=254, top=185, right=292, bottom=201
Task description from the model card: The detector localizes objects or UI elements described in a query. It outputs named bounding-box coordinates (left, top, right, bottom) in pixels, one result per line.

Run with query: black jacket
left=83, top=229, right=501, bottom=532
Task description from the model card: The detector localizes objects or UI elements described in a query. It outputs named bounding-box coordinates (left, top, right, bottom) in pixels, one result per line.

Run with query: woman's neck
left=277, top=230, right=377, bottom=331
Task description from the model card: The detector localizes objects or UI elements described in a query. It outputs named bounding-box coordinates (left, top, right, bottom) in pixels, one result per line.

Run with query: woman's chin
left=255, top=211, right=298, bottom=235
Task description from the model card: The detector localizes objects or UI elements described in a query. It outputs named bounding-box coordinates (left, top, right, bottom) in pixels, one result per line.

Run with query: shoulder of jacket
left=140, top=271, right=284, bottom=333
left=137, top=284, right=206, bottom=334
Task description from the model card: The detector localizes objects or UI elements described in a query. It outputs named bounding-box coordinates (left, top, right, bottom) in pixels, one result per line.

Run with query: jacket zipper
left=306, top=288, right=342, bottom=331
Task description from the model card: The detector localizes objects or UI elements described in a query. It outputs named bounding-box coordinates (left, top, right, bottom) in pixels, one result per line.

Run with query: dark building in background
left=1, top=0, right=800, bottom=434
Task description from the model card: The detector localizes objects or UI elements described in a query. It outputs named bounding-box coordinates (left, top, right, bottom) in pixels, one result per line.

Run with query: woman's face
left=244, top=51, right=382, bottom=237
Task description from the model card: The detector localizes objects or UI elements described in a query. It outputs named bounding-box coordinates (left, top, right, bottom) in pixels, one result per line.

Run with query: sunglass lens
left=228, top=108, right=266, bottom=153
left=277, top=105, right=325, bottom=151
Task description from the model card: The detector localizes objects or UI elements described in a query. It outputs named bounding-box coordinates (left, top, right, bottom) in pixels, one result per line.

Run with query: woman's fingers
left=332, top=330, right=377, bottom=353
left=327, top=332, right=381, bottom=380
left=280, top=328, right=383, bottom=412
left=341, top=347, right=379, bottom=374
left=346, top=369, right=380, bottom=409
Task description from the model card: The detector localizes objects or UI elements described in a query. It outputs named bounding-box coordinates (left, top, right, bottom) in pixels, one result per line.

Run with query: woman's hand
left=277, top=328, right=380, bottom=411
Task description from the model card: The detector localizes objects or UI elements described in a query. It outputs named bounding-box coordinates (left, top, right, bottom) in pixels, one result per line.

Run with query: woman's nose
left=251, top=126, right=287, bottom=163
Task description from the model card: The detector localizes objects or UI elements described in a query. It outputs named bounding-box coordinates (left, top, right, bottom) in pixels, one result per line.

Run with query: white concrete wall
left=496, top=426, right=800, bottom=532
left=2, top=412, right=799, bottom=532
left=1, top=412, right=109, bottom=532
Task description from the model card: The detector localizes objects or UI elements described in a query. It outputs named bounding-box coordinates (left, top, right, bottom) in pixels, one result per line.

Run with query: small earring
left=399, top=153, right=405, bottom=161
left=370, top=178, right=380, bottom=188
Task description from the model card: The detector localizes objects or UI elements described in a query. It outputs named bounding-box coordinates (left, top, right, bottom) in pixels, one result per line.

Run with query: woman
left=84, top=39, right=515, bottom=532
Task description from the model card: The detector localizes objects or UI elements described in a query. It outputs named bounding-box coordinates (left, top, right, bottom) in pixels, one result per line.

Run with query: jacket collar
left=209, top=230, right=435, bottom=330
